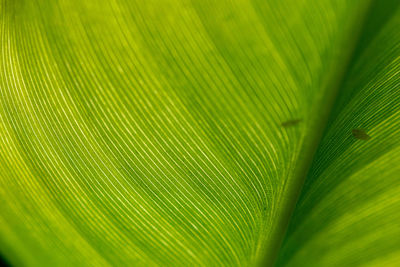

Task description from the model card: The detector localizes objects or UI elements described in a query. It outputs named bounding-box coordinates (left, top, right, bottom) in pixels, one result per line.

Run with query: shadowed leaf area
left=1, top=0, right=399, bottom=266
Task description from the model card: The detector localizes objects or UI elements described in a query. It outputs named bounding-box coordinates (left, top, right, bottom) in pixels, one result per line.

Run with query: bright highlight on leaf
left=1, top=0, right=399, bottom=266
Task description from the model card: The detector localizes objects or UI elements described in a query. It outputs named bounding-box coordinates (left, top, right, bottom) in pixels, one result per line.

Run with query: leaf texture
left=1, top=0, right=399, bottom=266
left=277, top=2, right=400, bottom=266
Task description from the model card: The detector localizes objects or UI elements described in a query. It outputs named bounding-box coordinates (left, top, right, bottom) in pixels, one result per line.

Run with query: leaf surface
left=0, top=0, right=399, bottom=266
left=277, top=3, right=400, bottom=266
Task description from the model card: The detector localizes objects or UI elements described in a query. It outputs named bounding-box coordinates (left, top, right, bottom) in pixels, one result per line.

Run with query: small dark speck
left=352, top=129, right=371, bottom=140
left=281, top=119, right=302, bottom=128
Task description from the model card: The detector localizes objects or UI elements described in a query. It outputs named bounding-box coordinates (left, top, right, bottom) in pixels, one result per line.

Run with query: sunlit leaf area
left=1, top=0, right=399, bottom=266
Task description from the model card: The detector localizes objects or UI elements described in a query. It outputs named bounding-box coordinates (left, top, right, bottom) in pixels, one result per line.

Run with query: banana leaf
left=1, top=0, right=399, bottom=266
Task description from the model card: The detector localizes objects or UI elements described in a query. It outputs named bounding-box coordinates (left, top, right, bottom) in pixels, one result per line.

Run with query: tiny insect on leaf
left=352, top=128, right=371, bottom=140
left=281, top=119, right=302, bottom=128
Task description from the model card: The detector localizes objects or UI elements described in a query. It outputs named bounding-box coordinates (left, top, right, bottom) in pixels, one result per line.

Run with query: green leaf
left=277, top=2, right=400, bottom=266
left=0, top=0, right=399, bottom=266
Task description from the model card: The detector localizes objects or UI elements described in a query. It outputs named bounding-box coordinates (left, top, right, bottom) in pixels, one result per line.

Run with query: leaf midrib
left=259, top=1, right=375, bottom=266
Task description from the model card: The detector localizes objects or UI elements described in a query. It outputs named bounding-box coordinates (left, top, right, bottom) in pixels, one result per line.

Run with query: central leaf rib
left=259, top=1, right=378, bottom=265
